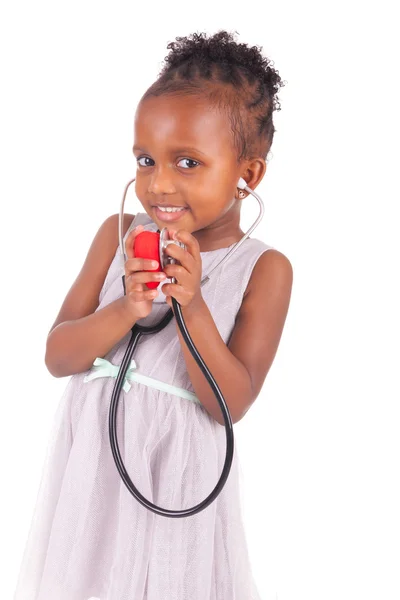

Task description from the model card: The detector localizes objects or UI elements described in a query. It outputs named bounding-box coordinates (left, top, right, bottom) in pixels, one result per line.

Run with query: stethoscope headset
left=109, top=176, right=265, bottom=518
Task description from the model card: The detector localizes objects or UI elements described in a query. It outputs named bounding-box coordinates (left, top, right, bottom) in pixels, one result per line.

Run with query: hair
left=141, top=30, right=287, bottom=164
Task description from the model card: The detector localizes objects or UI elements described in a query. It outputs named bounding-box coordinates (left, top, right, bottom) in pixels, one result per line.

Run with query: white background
left=1, top=1, right=399, bottom=599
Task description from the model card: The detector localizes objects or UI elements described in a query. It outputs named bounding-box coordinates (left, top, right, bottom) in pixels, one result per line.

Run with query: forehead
left=134, top=94, right=234, bottom=154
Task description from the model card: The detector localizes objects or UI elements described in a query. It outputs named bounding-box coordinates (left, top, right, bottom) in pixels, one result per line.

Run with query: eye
left=136, top=156, right=200, bottom=169
left=177, top=158, right=199, bottom=169
left=137, top=156, right=154, bottom=167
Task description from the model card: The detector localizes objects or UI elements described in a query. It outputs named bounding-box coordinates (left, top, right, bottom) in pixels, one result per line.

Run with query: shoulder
left=93, top=212, right=137, bottom=258
left=243, top=248, right=293, bottom=299
left=102, top=212, right=136, bottom=247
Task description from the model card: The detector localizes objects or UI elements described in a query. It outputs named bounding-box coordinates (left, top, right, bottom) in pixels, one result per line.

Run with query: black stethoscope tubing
left=109, top=293, right=234, bottom=518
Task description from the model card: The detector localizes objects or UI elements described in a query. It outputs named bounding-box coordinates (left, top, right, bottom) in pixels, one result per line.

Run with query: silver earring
left=238, top=190, right=245, bottom=198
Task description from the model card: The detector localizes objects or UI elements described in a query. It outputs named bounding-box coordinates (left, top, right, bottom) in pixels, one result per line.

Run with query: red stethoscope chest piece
left=133, top=230, right=161, bottom=290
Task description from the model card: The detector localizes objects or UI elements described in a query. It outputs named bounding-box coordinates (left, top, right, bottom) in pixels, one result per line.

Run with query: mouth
left=153, top=206, right=189, bottom=222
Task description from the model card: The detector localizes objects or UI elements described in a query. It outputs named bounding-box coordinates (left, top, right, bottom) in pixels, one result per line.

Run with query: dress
left=13, top=211, right=275, bottom=600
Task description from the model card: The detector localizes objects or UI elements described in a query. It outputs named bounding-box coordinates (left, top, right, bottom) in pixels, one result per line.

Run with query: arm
left=45, top=212, right=136, bottom=378
left=174, top=249, right=293, bottom=425
left=175, top=298, right=252, bottom=426
left=45, top=298, right=137, bottom=378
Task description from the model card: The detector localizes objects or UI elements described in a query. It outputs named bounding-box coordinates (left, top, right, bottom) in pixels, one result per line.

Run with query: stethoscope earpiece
left=237, top=176, right=247, bottom=190
left=237, top=177, right=248, bottom=199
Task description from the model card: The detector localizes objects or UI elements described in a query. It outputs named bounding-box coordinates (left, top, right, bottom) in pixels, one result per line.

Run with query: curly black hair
left=141, top=30, right=286, bottom=163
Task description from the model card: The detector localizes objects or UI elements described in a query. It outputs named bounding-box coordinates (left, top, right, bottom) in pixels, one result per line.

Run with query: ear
left=239, top=157, right=267, bottom=193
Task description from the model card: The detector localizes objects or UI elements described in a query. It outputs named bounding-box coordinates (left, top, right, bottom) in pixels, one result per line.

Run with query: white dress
left=13, top=211, right=275, bottom=600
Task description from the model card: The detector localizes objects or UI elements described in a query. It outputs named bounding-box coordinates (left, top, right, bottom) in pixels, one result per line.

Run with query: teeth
left=158, top=207, right=185, bottom=213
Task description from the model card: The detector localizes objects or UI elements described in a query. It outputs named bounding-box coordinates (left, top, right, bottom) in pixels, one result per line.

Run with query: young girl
left=14, top=30, right=292, bottom=600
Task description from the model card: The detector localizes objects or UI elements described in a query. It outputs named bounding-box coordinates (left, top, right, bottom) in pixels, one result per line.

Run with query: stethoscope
left=109, top=176, right=265, bottom=518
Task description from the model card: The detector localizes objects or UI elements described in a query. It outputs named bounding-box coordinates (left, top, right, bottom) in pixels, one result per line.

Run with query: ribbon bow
left=83, top=357, right=138, bottom=393
left=83, top=356, right=201, bottom=404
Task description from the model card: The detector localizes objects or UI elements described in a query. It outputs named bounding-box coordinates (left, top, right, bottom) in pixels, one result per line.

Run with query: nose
left=148, top=166, right=176, bottom=195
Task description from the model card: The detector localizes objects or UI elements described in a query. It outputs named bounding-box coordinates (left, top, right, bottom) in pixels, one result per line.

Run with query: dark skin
left=132, top=94, right=266, bottom=252
left=128, top=93, right=293, bottom=425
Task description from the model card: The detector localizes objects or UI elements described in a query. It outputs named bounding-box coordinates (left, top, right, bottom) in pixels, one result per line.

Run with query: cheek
left=134, top=179, right=145, bottom=198
left=134, top=180, right=153, bottom=210
left=187, top=172, right=225, bottom=200
left=203, top=169, right=236, bottom=198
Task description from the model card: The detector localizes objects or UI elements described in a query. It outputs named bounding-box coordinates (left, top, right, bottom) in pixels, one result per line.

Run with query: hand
left=122, top=225, right=167, bottom=319
left=161, top=230, right=203, bottom=310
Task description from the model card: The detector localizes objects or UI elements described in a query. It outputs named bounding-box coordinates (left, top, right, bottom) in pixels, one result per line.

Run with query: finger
left=164, top=240, right=196, bottom=274
left=129, top=287, right=158, bottom=301
left=172, top=229, right=200, bottom=259
left=126, top=275, right=144, bottom=294
left=125, top=225, right=144, bottom=259
left=129, top=279, right=158, bottom=295
left=125, top=256, right=160, bottom=274
left=163, top=264, right=190, bottom=287
left=127, top=271, right=163, bottom=294
left=131, top=270, right=166, bottom=285
left=161, top=282, right=187, bottom=303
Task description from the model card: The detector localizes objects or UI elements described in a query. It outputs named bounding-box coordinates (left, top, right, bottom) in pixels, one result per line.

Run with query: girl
left=14, top=30, right=293, bottom=600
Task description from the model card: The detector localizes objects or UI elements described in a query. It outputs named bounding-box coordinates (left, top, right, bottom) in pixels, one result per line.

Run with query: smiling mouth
left=153, top=205, right=188, bottom=209
left=153, top=206, right=189, bottom=221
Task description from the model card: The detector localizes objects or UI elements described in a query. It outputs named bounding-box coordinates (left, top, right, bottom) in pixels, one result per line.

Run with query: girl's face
left=133, top=94, right=249, bottom=250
